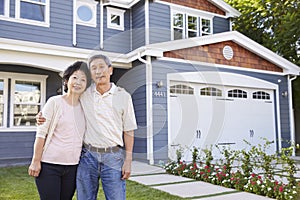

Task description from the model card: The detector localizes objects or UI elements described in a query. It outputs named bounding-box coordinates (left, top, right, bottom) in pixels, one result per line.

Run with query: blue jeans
left=76, top=147, right=126, bottom=200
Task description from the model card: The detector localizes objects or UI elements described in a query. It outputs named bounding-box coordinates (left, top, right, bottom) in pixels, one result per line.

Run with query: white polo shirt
left=80, top=83, right=137, bottom=148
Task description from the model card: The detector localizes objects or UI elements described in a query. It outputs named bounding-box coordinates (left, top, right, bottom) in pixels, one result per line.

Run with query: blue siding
left=115, top=61, right=147, bottom=161
left=76, top=5, right=101, bottom=50
left=151, top=59, right=290, bottom=163
left=149, top=2, right=171, bottom=44
left=103, top=7, right=131, bottom=53
left=213, top=16, right=230, bottom=33
left=0, top=0, right=73, bottom=46
left=132, top=0, right=145, bottom=50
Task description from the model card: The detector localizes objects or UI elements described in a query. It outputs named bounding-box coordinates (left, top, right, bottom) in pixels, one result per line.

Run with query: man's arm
left=121, top=130, right=134, bottom=180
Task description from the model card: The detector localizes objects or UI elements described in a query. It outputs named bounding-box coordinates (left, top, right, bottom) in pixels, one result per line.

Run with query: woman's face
left=67, top=70, right=87, bottom=95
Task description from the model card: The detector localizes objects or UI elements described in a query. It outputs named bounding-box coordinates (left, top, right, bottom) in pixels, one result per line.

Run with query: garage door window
left=200, top=87, right=222, bottom=96
left=253, top=91, right=270, bottom=100
left=228, top=89, right=247, bottom=98
left=170, top=84, right=194, bottom=95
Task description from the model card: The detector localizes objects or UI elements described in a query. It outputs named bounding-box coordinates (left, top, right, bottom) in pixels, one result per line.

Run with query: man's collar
left=92, top=83, right=116, bottom=96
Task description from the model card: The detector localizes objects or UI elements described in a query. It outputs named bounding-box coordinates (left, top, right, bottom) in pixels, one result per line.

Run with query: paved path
left=130, top=161, right=274, bottom=199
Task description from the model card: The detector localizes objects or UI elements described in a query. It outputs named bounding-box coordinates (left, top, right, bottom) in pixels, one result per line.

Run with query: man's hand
left=36, top=111, right=46, bottom=125
left=121, top=159, right=132, bottom=180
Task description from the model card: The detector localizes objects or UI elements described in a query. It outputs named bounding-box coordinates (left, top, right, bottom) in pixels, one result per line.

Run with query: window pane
left=201, top=19, right=211, bottom=35
left=173, top=13, right=183, bottom=28
left=0, top=80, right=3, bottom=127
left=77, top=5, right=93, bottom=22
left=20, top=2, right=45, bottom=22
left=15, top=81, right=41, bottom=103
left=14, top=104, right=40, bottom=126
left=174, top=28, right=183, bottom=40
left=188, top=16, right=197, bottom=30
left=0, top=0, right=4, bottom=15
left=111, top=14, right=120, bottom=25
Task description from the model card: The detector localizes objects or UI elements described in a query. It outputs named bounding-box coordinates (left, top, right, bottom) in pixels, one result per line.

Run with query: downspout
left=145, top=0, right=149, bottom=45
left=138, top=52, right=154, bottom=165
left=73, top=0, right=77, bottom=46
left=100, top=0, right=110, bottom=49
left=288, top=75, right=297, bottom=156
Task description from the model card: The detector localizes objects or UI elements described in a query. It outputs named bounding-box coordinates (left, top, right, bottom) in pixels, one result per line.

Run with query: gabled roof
left=136, top=31, right=300, bottom=75
left=208, top=0, right=240, bottom=17
left=102, top=0, right=140, bottom=9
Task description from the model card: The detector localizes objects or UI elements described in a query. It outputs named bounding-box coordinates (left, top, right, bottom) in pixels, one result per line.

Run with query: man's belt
left=83, top=143, right=120, bottom=153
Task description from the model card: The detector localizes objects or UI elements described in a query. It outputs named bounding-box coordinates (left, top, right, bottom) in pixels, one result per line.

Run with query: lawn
left=0, top=166, right=184, bottom=200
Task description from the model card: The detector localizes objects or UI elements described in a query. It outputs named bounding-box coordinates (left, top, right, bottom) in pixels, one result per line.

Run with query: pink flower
left=205, top=165, right=209, bottom=169
left=251, top=173, right=256, bottom=178
left=279, top=186, right=284, bottom=193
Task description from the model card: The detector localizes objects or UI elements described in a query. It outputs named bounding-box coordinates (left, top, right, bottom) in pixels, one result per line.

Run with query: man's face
left=89, top=58, right=113, bottom=86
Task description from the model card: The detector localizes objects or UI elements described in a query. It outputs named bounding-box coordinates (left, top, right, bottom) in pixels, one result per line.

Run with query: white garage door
left=168, top=73, right=277, bottom=162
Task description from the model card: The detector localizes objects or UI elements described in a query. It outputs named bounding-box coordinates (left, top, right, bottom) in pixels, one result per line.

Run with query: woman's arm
left=28, top=137, right=45, bottom=177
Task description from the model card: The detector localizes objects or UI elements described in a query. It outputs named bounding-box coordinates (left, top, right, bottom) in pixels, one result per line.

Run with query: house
left=0, top=0, right=299, bottom=166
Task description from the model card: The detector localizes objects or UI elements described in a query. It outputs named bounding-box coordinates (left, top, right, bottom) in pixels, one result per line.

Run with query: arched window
left=170, top=84, right=194, bottom=95
left=200, top=87, right=222, bottom=96
left=228, top=89, right=247, bottom=98
left=252, top=91, right=270, bottom=100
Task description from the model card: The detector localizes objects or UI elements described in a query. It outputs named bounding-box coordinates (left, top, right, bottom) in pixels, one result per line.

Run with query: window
left=187, top=15, right=198, bottom=38
left=76, top=0, right=97, bottom=27
left=16, top=0, right=49, bottom=25
left=200, top=87, right=222, bottom=97
left=173, top=12, right=184, bottom=40
left=252, top=91, right=270, bottom=100
left=201, top=18, right=212, bottom=36
left=0, top=72, right=46, bottom=129
left=172, top=9, right=213, bottom=40
left=228, top=89, right=247, bottom=98
left=0, top=79, right=4, bottom=127
left=0, top=0, right=9, bottom=17
left=107, top=7, right=125, bottom=31
left=0, top=0, right=4, bottom=15
left=170, top=84, right=194, bottom=95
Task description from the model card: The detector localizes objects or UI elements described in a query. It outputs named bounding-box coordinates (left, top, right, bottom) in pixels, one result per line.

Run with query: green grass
left=0, top=166, right=184, bottom=200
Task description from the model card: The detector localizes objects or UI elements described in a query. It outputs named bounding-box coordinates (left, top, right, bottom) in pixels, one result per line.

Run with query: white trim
left=155, top=0, right=240, bottom=18
left=158, top=57, right=286, bottom=77
left=73, top=0, right=77, bottom=46
left=76, top=0, right=98, bottom=27
left=0, top=0, right=10, bottom=17
left=0, top=76, right=8, bottom=128
left=145, top=0, right=149, bottom=45
left=288, top=75, right=297, bottom=155
left=104, top=0, right=140, bottom=9
left=275, top=88, right=282, bottom=151
left=145, top=31, right=300, bottom=75
left=107, top=7, right=125, bottom=31
left=15, top=0, right=50, bottom=27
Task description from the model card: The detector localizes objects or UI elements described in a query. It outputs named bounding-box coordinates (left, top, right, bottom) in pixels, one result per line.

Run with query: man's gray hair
left=88, top=54, right=112, bottom=68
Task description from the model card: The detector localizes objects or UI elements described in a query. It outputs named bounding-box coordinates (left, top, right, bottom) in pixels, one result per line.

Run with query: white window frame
left=186, top=14, right=198, bottom=38
left=76, top=0, right=97, bottom=27
left=107, top=7, right=125, bottom=31
left=0, top=0, right=10, bottom=17
left=0, top=72, right=47, bottom=131
left=200, top=17, right=212, bottom=36
left=0, top=77, right=8, bottom=128
left=15, top=0, right=50, bottom=27
left=171, top=7, right=213, bottom=40
left=171, top=10, right=185, bottom=40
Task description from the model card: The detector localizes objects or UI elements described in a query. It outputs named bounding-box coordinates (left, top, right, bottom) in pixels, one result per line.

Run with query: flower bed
left=164, top=142, right=300, bottom=200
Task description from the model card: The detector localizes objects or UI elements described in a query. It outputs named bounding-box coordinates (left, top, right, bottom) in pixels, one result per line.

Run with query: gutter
left=137, top=53, right=154, bottom=165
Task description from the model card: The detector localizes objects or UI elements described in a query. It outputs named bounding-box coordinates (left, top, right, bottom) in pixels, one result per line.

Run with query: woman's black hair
left=62, top=61, right=91, bottom=93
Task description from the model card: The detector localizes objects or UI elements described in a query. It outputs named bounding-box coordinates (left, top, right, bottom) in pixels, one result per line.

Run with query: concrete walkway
left=130, top=161, right=274, bottom=199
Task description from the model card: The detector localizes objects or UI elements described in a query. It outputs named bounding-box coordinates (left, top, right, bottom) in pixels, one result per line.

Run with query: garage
left=168, top=72, right=278, bottom=161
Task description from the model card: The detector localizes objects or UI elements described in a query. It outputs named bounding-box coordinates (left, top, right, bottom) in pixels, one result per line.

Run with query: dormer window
left=172, top=9, right=213, bottom=40
left=107, top=7, right=125, bottom=31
